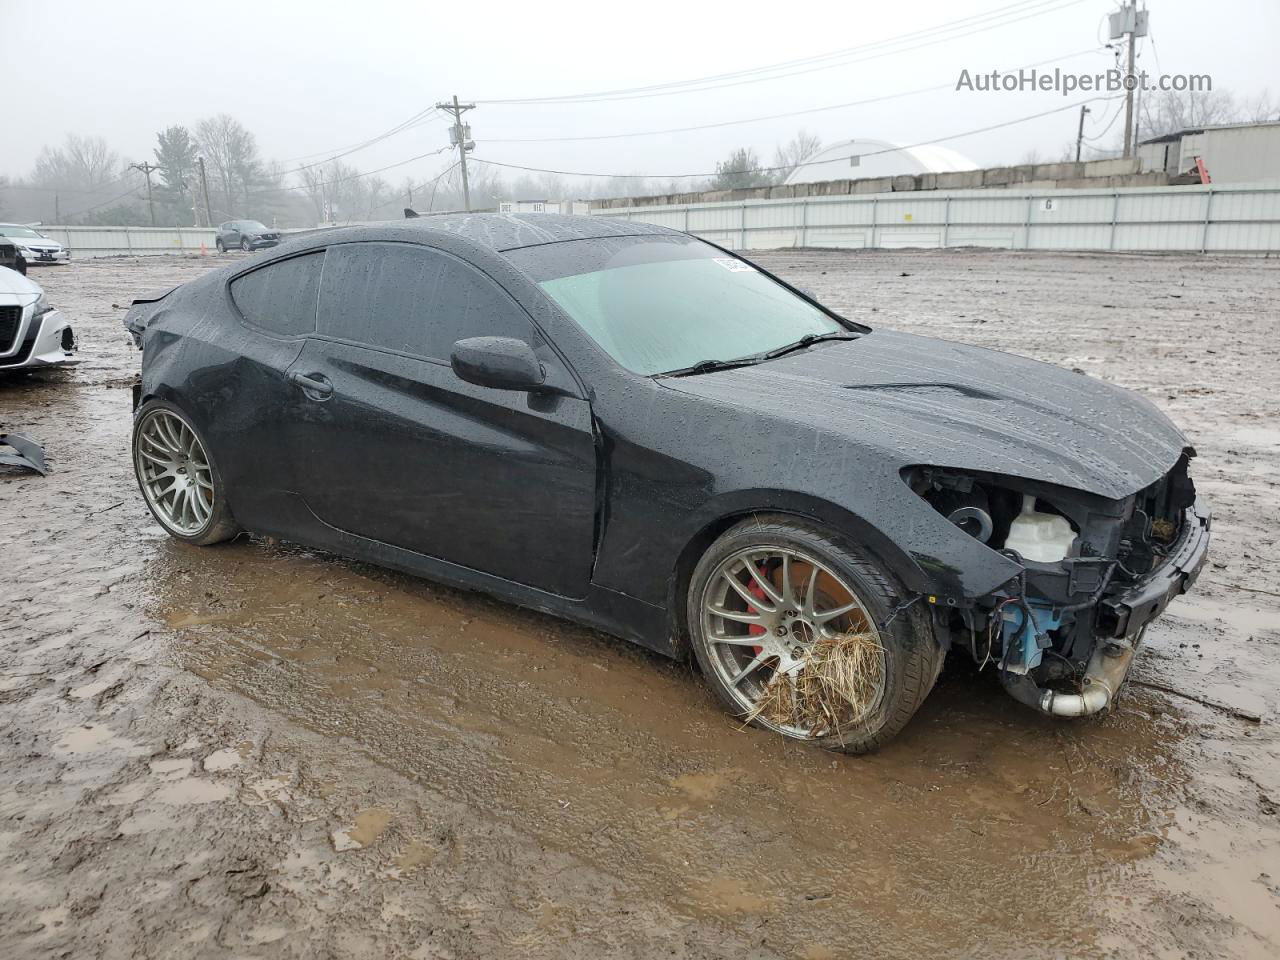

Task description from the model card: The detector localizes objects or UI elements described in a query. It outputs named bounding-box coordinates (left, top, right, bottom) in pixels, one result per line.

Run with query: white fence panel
left=33, top=226, right=220, bottom=258
left=592, top=184, right=1280, bottom=254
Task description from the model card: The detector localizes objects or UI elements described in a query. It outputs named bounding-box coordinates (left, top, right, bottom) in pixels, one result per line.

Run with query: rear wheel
left=688, top=515, right=941, bottom=754
left=215, top=239, right=224, bottom=253
left=132, top=400, right=240, bottom=545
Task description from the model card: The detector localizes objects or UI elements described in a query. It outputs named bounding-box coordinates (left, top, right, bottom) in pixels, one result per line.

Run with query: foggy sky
left=6, top=0, right=1278, bottom=191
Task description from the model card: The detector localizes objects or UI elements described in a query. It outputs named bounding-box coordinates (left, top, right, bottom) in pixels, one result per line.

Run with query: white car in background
left=0, top=224, right=70, bottom=265
left=0, top=266, right=77, bottom=371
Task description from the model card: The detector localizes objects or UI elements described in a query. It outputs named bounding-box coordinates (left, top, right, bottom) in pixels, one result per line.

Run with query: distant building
left=1138, top=121, right=1280, bottom=184
left=498, top=200, right=589, bottom=215
left=783, top=139, right=978, bottom=186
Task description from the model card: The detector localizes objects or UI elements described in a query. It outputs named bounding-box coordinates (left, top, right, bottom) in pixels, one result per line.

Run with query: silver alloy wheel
left=135, top=409, right=215, bottom=536
left=699, top=546, right=886, bottom=737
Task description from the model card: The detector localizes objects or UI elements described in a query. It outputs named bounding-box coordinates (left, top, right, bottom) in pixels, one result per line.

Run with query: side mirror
left=450, top=336, right=546, bottom=392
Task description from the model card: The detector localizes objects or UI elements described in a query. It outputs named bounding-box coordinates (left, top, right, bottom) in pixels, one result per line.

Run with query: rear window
left=229, top=252, right=324, bottom=337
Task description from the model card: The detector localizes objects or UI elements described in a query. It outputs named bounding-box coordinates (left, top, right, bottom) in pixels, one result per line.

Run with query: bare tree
left=772, top=130, right=823, bottom=183
left=296, top=163, right=328, bottom=222
left=1140, top=89, right=1241, bottom=139
left=1242, top=89, right=1280, bottom=123
left=195, top=114, right=264, bottom=220
left=32, top=134, right=122, bottom=190
left=361, top=175, right=390, bottom=220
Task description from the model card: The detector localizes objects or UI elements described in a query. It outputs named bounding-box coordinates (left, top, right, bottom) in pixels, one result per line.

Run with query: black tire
left=215, top=239, right=224, bottom=253
left=240, top=237, right=251, bottom=252
left=687, top=515, right=942, bottom=754
left=131, top=399, right=241, bottom=546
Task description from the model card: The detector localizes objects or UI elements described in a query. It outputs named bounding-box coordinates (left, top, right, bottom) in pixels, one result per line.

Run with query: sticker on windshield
left=713, top=258, right=756, bottom=273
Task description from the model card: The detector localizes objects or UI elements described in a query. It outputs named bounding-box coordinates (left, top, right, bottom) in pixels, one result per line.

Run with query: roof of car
left=314, top=213, right=680, bottom=253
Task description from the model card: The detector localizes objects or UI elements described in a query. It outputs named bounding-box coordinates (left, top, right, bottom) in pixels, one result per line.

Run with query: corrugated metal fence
left=590, top=183, right=1280, bottom=254
left=34, top=226, right=218, bottom=258
left=33, top=224, right=376, bottom=258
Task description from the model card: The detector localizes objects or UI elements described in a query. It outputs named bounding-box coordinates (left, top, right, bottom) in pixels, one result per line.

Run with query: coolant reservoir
left=1003, top=495, right=1077, bottom=563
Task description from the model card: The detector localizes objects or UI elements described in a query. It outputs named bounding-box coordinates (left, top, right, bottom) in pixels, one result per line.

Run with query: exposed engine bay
left=904, top=451, right=1210, bottom=718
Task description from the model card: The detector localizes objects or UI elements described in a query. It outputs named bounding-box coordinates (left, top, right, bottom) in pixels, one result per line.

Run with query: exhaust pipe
left=1039, top=638, right=1135, bottom=717
left=1000, top=636, right=1137, bottom=718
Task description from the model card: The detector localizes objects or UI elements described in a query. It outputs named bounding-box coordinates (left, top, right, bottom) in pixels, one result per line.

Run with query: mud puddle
left=161, top=533, right=1197, bottom=938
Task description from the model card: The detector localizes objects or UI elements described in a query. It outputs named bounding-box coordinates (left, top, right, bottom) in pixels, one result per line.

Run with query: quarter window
left=317, top=242, right=531, bottom=360
left=228, top=252, right=324, bottom=337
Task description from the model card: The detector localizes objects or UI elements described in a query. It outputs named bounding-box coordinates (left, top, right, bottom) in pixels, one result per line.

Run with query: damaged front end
left=904, top=453, right=1210, bottom=717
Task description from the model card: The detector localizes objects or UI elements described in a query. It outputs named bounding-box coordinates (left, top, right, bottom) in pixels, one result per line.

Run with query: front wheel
left=132, top=400, right=240, bottom=545
left=240, top=237, right=251, bottom=252
left=687, top=515, right=942, bottom=754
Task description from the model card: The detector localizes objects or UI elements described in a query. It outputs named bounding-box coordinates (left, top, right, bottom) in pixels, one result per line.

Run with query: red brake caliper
left=746, top=565, right=769, bottom=655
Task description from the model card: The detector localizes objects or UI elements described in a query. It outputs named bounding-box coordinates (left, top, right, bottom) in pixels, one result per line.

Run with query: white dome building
left=785, top=139, right=978, bottom=185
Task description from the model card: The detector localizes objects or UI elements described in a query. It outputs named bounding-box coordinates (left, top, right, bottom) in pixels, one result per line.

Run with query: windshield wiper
left=659, top=357, right=764, bottom=378
left=658, top=332, right=858, bottom=379
left=756, top=331, right=858, bottom=362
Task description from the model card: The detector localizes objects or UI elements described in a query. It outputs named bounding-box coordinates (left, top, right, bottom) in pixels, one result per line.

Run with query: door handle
left=289, top=371, right=334, bottom=399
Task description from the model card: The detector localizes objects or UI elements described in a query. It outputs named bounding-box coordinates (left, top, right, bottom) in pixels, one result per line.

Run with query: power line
left=289, top=108, right=443, bottom=173
left=474, top=0, right=1085, bottom=104
left=2, top=169, right=145, bottom=196
left=1082, top=96, right=1127, bottom=141
left=368, top=157, right=462, bottom=214
left=478, top=47, right=1105, bottom=144
left=476, top=0, right=1076, bottom=104
left=59, top=172, right=145, bottom=219
left=246, top=146, right=454, bottom=200
left=471, top=96, right=1125, bottom=182
left=279, top=107, right=442, bottom=164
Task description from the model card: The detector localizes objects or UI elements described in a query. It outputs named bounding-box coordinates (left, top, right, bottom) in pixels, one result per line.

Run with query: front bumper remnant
left=1002, top=498, right=1209, bottom=718
left=0, top=432, right=47, bottom=475
left=1103, top=502, right=1211, bottom=637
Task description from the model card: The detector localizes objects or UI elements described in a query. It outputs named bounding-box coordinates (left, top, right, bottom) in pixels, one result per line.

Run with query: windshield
left=0, top=226, right=45, bottom=239
left=242, top=221, right=269, bottom=233
left=509, top=235, right=847, bottom=376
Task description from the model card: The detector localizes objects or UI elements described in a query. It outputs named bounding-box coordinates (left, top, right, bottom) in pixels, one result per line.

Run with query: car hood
left=661, top=329, right=1186, bottom=500
left=0, top=266, right=41, bottom=297
left=7, top=235, right=61, bottom=249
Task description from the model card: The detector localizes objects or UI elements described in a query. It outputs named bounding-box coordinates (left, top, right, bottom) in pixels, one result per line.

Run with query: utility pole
left=1111, top=0, right=1149, bottom=160
left=54, top=193, right=60, bottom=224
left=1075, top=105, right=1090, bottom=162
left=130, top=161, right=160, bottom=226
left=196, top=156, right=213, bottom=227
left=436, top=94, right=475, bottom=212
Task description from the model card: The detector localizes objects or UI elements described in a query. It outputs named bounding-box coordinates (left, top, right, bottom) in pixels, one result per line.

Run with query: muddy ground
left=1, top=248, right=1277, bottom=960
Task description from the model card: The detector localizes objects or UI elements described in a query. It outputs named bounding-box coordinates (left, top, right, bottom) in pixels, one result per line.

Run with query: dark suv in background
left=215, top=220, right=281, bottom=253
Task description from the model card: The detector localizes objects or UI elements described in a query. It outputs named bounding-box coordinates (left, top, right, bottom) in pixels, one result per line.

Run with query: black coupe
left=125, top=214, right=1209, bottom=752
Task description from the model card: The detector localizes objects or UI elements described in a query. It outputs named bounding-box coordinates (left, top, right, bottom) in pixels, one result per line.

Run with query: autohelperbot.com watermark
left=956, top=67, right=1212, bottom=96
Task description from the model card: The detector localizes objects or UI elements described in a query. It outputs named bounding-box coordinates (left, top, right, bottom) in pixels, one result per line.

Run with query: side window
left=228, top=252, right=324, bottom=337
left=317, top=242, right=532, bottom=360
